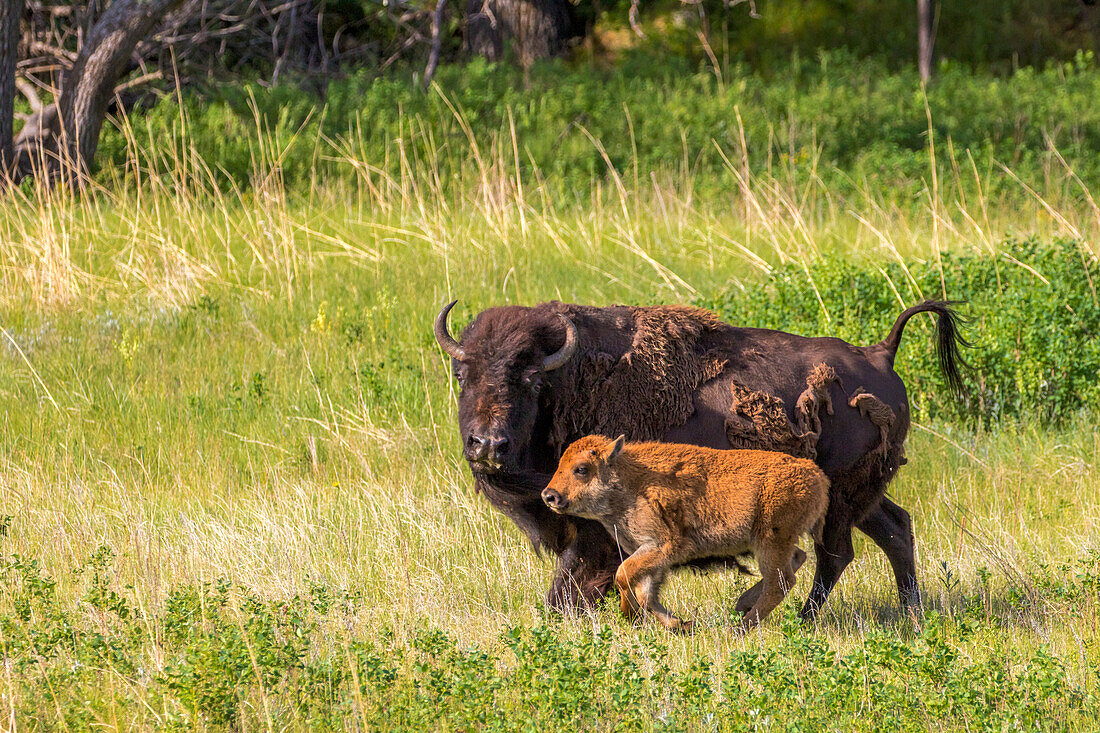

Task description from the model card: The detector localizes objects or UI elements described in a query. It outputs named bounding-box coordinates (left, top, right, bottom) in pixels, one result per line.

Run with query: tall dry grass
left=2, top=95, right=1100, bottom=311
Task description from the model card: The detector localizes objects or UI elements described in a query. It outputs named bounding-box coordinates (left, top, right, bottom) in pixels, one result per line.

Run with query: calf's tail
left=879, top=299, right=970, bottom=396
left=810, top=516, right=825, bottom=545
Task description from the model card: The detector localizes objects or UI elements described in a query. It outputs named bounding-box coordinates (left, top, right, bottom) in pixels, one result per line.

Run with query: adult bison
left=434, top=299, right=966, bottom=619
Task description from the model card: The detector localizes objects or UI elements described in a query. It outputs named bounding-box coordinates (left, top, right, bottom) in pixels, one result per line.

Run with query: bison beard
left=441, top=299, right=967, bottom=618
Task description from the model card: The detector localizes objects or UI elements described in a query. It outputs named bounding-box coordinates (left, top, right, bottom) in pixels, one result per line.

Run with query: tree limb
left=113, top=69, right=164, bottom=95
left=15, top=75, right=44, bottom=112
left=422, top=0, right=447, bottom=89
left=28, top=40, right=78, bottom=62
left=628, top=0, right=645, bottom=38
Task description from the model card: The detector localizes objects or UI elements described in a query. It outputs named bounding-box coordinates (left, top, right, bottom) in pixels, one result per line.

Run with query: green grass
left=4, top=74, right=1100, bottom=728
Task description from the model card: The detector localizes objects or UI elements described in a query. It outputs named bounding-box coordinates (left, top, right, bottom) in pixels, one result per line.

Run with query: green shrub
left=1, top=550, right=1095, bottom=730
left=647, top=0, right=1100, bottom=70
left=97, top=50, right=1100, bottom=200
left=698, top=238, right=1100, bottom=423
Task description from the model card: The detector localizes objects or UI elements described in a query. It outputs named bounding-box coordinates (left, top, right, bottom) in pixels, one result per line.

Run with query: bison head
left=435, top=300, right=578, bottom=473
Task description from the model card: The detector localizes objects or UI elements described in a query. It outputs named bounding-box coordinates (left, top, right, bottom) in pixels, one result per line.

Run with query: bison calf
left=542, top=435, right=829, bottom=632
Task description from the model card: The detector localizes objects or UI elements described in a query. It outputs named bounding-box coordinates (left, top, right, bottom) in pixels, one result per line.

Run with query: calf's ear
left=607, top=434, right=626, bottom=461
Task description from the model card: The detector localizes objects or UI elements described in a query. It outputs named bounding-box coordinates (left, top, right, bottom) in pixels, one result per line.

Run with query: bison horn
left=542, top=314, right=578, bottom=371
left=434, top=300, right=466, bottom=362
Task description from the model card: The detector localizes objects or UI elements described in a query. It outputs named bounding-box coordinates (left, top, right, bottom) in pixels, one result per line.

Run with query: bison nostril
left=492, top=437, right=510, bottom=455
left=466, top=434, right=491, bottom=460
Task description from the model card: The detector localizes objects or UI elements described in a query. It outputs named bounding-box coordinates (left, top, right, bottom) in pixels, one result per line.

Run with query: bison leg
left=546, top=524, right=620, bottom=614
left=800, top=520, right=854, bottom=621
left=858, top=498, right=920, bottom=610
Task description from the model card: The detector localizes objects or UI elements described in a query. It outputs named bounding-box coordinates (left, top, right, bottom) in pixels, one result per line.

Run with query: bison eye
left=523, top=371, right=541, bottom=393
left=573, top=465, right=589, bottom=478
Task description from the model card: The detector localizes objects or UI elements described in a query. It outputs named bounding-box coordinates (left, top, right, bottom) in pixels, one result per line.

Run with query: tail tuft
left=880, top=300, right=971, bottom=396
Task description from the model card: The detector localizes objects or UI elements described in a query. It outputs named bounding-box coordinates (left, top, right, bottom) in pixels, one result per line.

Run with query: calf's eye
left=573, top=465, right=588, bottom=478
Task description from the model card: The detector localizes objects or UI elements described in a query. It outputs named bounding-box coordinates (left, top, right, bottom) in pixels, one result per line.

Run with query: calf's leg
left=735, top=546, right=807, bottom=617
left=741, top=540, right=798, bottom=629
left=614, top=563, right=642, bottom=620
left=616, top=546, right=691, bottom=633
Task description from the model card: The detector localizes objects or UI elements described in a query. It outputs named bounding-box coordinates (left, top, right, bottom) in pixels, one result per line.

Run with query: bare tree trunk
left=53, top=0, right=187, bottom=184
left=918, top=0, right=935, bottom=82
left=13, top=0, right=188, bottom=185
left=423, top=0, right=447, bottom=88
left=0, top=0, right=22, bottom=176
left=466, top=0, right=574, bottom=67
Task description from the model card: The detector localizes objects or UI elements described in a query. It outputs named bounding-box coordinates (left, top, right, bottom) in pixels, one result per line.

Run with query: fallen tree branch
left=113, top=69, right=164, bottom=94
left=14, top=75, right=43, bottom=112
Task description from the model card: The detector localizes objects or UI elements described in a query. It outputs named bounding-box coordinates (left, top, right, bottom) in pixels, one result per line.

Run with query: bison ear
left=607, top=434, right=626, bottom=462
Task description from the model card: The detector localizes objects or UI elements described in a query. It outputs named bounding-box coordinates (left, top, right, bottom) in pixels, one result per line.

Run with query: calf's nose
left=542, top=488, right=568, bottom=511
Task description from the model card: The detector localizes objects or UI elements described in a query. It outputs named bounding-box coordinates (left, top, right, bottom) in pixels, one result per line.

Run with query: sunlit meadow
left=2, top=92, right=1100, bottom=728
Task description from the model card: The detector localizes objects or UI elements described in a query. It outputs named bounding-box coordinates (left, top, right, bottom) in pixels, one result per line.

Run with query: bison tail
left=879, top=300, right=970, bottom=396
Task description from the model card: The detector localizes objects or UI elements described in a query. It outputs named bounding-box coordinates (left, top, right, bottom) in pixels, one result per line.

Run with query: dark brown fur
left=849, top=388, right=898, bottom=458
left=725, top=383, right=809, bottom=456
left=439, top=299, right=966, bottom=618
left=550, top=305, right=729, bottom=448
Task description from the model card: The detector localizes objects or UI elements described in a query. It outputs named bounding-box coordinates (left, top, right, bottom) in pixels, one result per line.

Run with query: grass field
left=3, top=100, right=1100, bottom=729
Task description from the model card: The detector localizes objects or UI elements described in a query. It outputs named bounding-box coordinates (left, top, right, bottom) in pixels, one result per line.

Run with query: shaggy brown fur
left=724, top=383, right=809, bottom=456
left=726, top=363, right=842, bottom=460
left=795, top=363, right=841, bottom=455
left=849, top=388, right=898, bottom=458
left=543, top=435, right=829, bottom=633
left=551, top=305, right=728, bottom=449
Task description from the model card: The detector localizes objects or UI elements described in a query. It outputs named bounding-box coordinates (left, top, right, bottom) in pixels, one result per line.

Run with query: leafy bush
left=698, top=238, right=1100, bottom=423
left=647, top=0, right=1100, bottom=70
left=0, top=549, right=1094, bottom=730
left=98, top=49, right=1100, bottom=199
